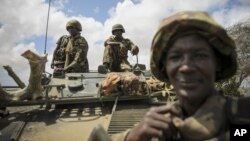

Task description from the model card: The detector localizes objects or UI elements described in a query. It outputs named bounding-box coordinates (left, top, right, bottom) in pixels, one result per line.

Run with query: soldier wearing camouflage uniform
left=103, top=24, right=139, bottom=72
left=112, top=11, right=250, bottom=141
left=51, top=19, right=89, bottom=74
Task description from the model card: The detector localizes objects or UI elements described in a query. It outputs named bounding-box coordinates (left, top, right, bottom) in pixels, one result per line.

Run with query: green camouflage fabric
left=52, top=35, right=68, bottom=69
left=150, top=11, right=237, bottom=82
left=171, top=94, right=229, bottom=141
left=103, top=35, right=139, bottom=72
left=52, top=34, right=89, bottom=73
left=66, top=19, right=82, bottom=31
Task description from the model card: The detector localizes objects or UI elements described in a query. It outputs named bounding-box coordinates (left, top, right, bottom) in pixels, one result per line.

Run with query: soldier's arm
left=125, top=39, right=139, bottom=55
left=103, top=46, right=110, bottom=67
left=103, top=38, right=114, bottom=66
left=51, top=36, right=65, bottom=68
left=81, top=37, right=89, bottom=58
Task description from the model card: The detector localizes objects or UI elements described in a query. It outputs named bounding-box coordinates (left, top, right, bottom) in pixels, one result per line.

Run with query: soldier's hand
left=125, top=105, right=181, bottom=141
left=131, top=46, right=139, bottom=55
left=172, top=117, right=212, bottom=141
left=62, top=67, right=67, bottom=72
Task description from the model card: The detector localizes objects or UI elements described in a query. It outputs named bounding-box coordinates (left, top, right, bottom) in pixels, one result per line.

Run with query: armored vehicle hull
left=0, top=71, right=174, bottom=141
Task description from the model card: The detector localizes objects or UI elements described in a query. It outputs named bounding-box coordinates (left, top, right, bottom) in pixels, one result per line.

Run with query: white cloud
left=212, top=4, right=250, bottom=27
left=0, top=43, right=37, bottom=85
left=52, top=0, right=69, bottom=10
left=0, top=0, right=250, bottom=86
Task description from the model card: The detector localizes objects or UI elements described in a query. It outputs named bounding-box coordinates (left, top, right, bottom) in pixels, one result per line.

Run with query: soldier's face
left=67, top=26, right=78, bottom=36
left=113, top=30, right=123, bottom=37
left=165, top=34, right=217, bottom=103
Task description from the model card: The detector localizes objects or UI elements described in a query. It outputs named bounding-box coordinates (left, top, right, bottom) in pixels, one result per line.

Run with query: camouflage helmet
left=66, top=19, right=82, bottom=31
left=150, top=11, right=237, bottom=82
left=112, top=24, right=125, bottom=34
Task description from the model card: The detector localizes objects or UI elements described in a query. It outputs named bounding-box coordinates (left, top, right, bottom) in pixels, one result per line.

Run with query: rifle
left=105, top=42, right=122, bottom=71
left=106, top=41, right=122, bottom=46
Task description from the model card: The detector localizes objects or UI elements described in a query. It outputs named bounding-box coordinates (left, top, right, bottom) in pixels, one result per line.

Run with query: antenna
left=44, top=0, right=51, bottom=54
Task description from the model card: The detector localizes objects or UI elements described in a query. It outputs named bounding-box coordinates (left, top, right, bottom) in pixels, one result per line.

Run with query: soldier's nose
left=179, top=57, right=195, bottom=73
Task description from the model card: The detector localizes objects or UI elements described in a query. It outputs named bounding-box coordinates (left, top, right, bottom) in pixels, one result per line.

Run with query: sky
left=0, top=0, right=250, bottom=86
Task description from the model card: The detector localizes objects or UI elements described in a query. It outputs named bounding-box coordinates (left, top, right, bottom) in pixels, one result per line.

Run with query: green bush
left=215, top=76, right=242, bottom=97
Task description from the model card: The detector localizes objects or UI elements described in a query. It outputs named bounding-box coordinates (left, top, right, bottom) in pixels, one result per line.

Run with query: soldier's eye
left=194, top=53, right=209, bottom=59
left=167, top=54, right=181, bottom=61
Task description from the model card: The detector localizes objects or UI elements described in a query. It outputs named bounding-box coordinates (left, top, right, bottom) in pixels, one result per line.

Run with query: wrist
left=125, top=130, right=140, bottom=141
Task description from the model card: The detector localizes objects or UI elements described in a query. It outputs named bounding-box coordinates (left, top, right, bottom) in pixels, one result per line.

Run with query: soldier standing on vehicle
left=103, top=24, right=139, bottom=72
left=51, top=19, right=89, bottom=75
left=112, top=11, right=250, bottom=141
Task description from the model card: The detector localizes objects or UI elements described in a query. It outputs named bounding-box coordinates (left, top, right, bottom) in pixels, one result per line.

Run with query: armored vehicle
left=0, top=61, right=175, bottom=141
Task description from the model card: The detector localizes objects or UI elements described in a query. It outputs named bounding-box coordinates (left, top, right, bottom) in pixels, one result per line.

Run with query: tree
left=0, top=50, right=47, bottom=101
left=217, top=19, right=250, bottom=96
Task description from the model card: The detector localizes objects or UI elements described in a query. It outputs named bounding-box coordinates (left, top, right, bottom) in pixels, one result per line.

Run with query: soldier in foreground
left=51, top=19, right=89, bottom=75
left=103, top=24, right=139, bottom=72
left=112, top=11, right=250, bottom=141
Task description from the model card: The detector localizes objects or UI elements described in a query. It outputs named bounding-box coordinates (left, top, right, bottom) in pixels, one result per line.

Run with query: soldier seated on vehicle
left=112, top=11, right=250, bottom=141
left=103, top=24, right=139, bottom=72
left=51, top=19, right=89, bottom=76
